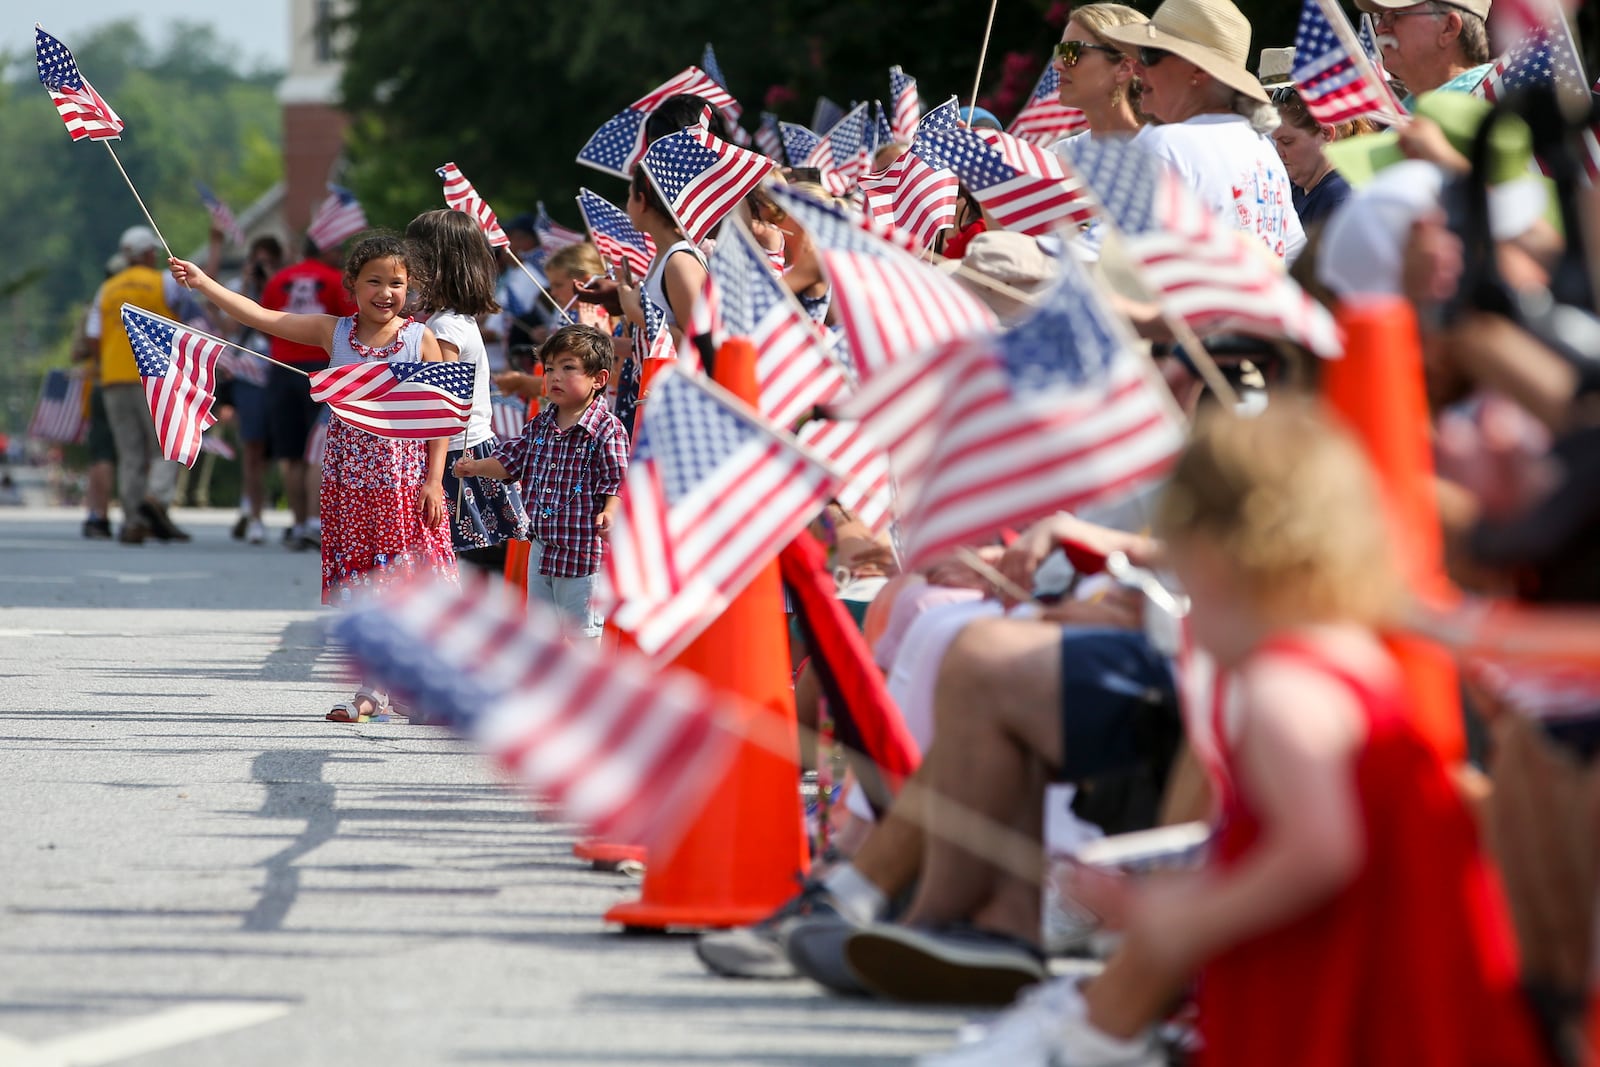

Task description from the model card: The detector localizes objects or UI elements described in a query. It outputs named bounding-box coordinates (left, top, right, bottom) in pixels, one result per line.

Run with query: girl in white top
left=618, top=163, right=708, bottom=348
left=1103, top=0, right=1306, bottom=262
left=406, top=209, right=530, bottom=567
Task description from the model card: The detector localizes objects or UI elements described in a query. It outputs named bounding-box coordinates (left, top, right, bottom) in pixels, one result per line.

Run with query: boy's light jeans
left=525, top=540, right=603, bottom=639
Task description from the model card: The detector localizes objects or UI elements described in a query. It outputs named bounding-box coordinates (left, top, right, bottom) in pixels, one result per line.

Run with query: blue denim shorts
left=1055, top=627, right=1178, bottom=783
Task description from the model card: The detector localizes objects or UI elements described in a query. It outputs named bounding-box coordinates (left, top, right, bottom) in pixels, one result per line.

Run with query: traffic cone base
left=574, top=839, right=648, bottom=868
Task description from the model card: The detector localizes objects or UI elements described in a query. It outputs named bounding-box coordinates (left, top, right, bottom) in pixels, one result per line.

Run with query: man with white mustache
left=1354, top=0, right=1494, bottom=103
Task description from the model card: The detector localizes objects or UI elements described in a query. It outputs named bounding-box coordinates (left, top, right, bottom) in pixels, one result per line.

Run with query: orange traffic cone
left=1323, top=298, right=1464, bottom=762
left=605, top=339, right=809, bottom=929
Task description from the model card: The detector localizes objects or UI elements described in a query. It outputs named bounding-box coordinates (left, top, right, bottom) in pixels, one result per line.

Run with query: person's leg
left=898, top=616, right=1063, bottom=932
left=281, top=459, right=309, bottom=531
left=101, top=385, right=153, bottom=535
left=551, top=571, right=602, bottom=642
left=84, top=386, right=116, bottom=535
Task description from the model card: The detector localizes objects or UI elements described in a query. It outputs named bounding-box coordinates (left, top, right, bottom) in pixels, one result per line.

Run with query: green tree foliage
left=0, top=20, right=282, bottom=433
left=337, top=0, right=1306, bottom=235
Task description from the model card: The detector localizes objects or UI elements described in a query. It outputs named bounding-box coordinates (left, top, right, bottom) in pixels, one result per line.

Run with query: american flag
left=859, top=149, right=960, bottom=251
left=1064, top=138, right=1342, bottom=357
left=1475, top=18, right=1587, bottom=102
left=780, top=121, right=821, bottom=167
left=331, top=574, right=741, bottom=848
left=599, top=368, right=840, bottom=660
left=872, top=101, right=895, bottom=156
left=120, top=306, right=225, bottom=467
left=34, top=26, right=123, bottom=142
left=196, top=182, right=245, bottom=246
left=813, top=97, right=845, bottom=137
left=437, top=162, right=510, bottom=249
left=796, top=419, right=895, bottom=534
left=918, top=125, right=1094, bottom=235
left=306, top=184, right=367, bottom=251
left=1007, top=64, right=1089, bottom=147
left=576, top=188, right=656, bottom=278
left=756, top=112, right=784, bottom=159
left=701, top=43, right=728, bottom=89
left=576, top=66, right=742, bottom=178
left=536, top=201, right=584, bottom=252
left=701, top=221, right=848, bottom=427
left=636, top=294, right=678, bottom=365
left=767, top=188, right=997, bottom=383
left=490, top=394, right=529, bottom=441
left=805, top=102, right=872, bottom=196
left=309, top=360, right=475, bottom=439
left=890, top=66, right=921, bottom=141
left=26, top=369, right=86, bottom=444
left=1358, top=13, right=1392, bottom=84
left=640, top=127, right=774, bottom=245
left=837, top=256, right=1184, bottom=570
left=1291, top=0, right=1404, bottom=124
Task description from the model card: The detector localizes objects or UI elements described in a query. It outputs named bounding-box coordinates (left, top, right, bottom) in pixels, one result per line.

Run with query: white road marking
left=79, top=571, right=213, bottom=586
left=0, top=1002, right=289, bottom=1067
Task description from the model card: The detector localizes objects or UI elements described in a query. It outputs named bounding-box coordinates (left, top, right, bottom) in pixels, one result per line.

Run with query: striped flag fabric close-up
left=577, top=188, right=657, bottom=278
left=309, top=360, right=475, bottom=440
left=640, top=127, right=774, bottom=245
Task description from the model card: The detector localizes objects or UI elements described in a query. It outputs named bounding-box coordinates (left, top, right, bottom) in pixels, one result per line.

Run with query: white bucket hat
left=1103, top=0, right=1268, bottom=104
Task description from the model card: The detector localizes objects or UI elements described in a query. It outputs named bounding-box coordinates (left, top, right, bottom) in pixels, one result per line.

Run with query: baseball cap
left=119, top=226, right=159, bottom=256
left=1354, top=0, right=1491, bottom=18
left=503, top=213, right=538, bottom=235
left=959, top=106, right=1003, bottom=131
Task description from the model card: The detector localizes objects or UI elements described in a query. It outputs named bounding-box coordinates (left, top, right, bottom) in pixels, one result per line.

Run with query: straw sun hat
left=1102, top=0, right=1268, bottom=104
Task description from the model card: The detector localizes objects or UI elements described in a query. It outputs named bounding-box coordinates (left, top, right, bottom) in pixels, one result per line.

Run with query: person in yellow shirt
left=88, top=226, right=192, bottom=544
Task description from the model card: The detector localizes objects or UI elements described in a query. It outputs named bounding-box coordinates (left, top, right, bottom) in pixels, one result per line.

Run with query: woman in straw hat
left=1101, top=0, right=1306, bottom=262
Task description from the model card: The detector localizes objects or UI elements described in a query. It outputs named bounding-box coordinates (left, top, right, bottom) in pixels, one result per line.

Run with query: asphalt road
left=0, top=506, right=966, bottom=1067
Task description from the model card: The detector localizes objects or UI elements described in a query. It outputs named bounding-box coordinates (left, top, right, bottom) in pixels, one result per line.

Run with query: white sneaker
left=917, top=978, right=1161, bottom=1067
left=246, top=519, right=265, bottom=545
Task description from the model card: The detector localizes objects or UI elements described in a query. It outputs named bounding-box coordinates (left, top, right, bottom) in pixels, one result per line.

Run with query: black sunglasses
left=1136, top=46, right=1174, bottom=67
left=1055, top=40, right=1123, bottom=67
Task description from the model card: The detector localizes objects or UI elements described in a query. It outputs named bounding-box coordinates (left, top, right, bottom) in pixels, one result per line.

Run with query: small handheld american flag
left=35, top=25, right=123, bottom=142
left=26, top=369, right=87, bottom=445
left=121, top=306, right=225, bottom=467
left=196, top=182, right=246, bottom=246
left=1064, top=137, right=1342, bottom=358
left=1291, top=0, right=1404, bottom=124
left=437, top=162, right=509, bottom=249
left=917, top=125, right=1095, bottom=236
left=768, top=187, right=997, bottom=383
left=859, top=150, right=960, bottom=251
left=576, top=188, right=656, bottom=278
left=701, top=220, right=847, bottom=427
left=332, top=573, right=742, bottom=850
left=804, top=102, right=872, bottom=196
left=779, top=122, right=822, bottom=168
left=536, top=202, right=584, bottom=253
left=889, top=66, right=922, bottom=141
left=599, top=368, right=840, bottom=661
left=309, top=360, right=475, bottom=440
left=577, top=66, right=742, bottom=178
left=1006, top=64, right=1088, bottom=147
left=307, top=185, right=368, bottom=251
left=640, top=127, right=774, bottom=245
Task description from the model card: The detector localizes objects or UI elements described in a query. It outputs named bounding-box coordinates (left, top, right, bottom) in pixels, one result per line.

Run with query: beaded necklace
left=347, top=317, right=414, bottom=359
left=528, top=414, right=599, bottom=520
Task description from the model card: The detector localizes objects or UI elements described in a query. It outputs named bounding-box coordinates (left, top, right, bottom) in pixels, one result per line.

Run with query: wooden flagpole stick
left=968, top=0, right=1002, bottom=117
left=129, top=306, right=311, bottom=378
left=102, top=141, right=178, bottom=265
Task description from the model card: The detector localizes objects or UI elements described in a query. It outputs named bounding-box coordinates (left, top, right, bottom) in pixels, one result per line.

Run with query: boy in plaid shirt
left=454, top=325, right=629, bottom=638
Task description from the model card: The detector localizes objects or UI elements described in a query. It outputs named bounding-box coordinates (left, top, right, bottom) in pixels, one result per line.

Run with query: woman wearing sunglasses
left=1049, top=4, right=1149, bottom=147
left=1101, top=0, right=1306, bottom=262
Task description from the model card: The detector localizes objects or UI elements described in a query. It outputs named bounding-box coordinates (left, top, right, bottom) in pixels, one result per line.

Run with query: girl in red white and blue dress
left=171, top=234, right=459, bottom=722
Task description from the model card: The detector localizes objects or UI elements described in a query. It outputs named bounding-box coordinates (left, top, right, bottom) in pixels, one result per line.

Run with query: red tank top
left=1197, top=637, right=1543, bottom=1067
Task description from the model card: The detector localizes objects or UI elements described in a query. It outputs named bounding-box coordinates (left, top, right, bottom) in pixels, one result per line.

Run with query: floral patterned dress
left=319, top=317, right=459, bottom=605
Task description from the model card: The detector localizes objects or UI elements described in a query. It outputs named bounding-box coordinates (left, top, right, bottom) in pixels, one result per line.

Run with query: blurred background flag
left=26, top=369, right=87, bottom=445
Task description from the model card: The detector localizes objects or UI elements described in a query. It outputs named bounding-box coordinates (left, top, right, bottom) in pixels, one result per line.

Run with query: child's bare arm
left=168, top=258, right=335, bottom=351
left=419, top=326, right=448, bottom=362
left=454, top=454, right=510, bottom=481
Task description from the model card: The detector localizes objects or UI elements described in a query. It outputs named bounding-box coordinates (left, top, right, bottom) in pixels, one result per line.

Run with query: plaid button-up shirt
left=493, top=397, right=629, bottom=577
